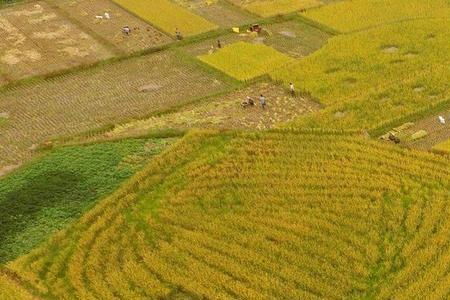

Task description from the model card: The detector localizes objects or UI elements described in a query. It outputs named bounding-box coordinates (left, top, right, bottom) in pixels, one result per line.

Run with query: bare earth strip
left=0, top=1, right=113, bottom=83
left=0, top=51, right=228, bottom=169
left=50, top=0, right=172, bottom=54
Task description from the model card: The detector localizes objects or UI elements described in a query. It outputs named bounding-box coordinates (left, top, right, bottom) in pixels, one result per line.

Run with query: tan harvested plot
left=184, top=20, right=331, bottom=58
left=173, top=0, right=257, bottom=28
left=0, top=51, right=228, bottom=170
left=106, top=82, right=320, bottom=138
left=199, top=42, right=295, bottom=81
left=0, top=1, right=113, bottom=84
left=112, top=0, right=218, bottom=37
left=51, top=0, right=172, bottom=54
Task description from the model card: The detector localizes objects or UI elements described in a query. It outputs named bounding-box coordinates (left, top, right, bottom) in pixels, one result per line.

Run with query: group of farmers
left=242, top=83, right=296, bottom=109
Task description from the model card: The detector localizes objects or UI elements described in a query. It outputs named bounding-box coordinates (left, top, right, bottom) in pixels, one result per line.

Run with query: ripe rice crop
left=199, top=42, right=296, bottom=81
left=112, top=0, right=218, bottom=37
left=236, top=0, right=322, bottom=17
left=270, top=19, right=450, bottom=133
left=0, top=270, right=34, bottom=300
left=303, top=0, right=450, bottom=32
left=7, top=130, right=450, bottom=299
left=433, top=138, right=450, bottom=154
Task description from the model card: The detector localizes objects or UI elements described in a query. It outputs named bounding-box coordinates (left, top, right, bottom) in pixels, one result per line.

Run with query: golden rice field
left=1, top=0, right=450, bottom=299
left=199, top=42, right=296, bottom=81
left=231, top=0, right=322, bottom=17
left=270, top=18, right=450, bottom=133
left=0, top=269, right=35, bottom=300
left=7, top=130, right=450, bottom=299
left=112, top=0, right=218, bottom=37
left=303, top=0, right=450, bottom=32
left=434, top=138, right=450, bottom=154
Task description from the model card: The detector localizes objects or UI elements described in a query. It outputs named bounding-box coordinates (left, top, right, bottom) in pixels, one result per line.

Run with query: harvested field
left=0, top=51, right=229, bottom=170
left=0, top=1, right=113, bottom=84
left=400, top=109, right=450, bottom=151
left=262, top=20, right=332, bottom=57
left=173, top=0, right=257, bottom=28
left=105, top=82, right=320, bottom=138
left=184, top=20, right=331, bottom=58
left=112, top=0, right=218, bottom=37
left=50, top=0, right=172, bottom=54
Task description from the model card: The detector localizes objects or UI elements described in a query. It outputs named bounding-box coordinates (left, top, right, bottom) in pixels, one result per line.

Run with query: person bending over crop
left=242, top=96, right=255, bottom=108
left=122, top=26, right=131, bottom=35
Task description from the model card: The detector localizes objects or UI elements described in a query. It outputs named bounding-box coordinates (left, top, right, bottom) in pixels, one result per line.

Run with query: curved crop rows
left=8, top=130, right=450, bottom=299
left=0, top=269, right=36, bottom=300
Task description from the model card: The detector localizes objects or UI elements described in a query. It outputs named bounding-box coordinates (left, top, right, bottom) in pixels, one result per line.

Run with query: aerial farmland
left=0, top=0, right=449, bottom=299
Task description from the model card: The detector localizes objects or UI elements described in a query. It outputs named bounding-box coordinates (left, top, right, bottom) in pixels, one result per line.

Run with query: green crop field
left=0, top=138, right=175, bottom=263
left=1, top=0, right=450, bottom=299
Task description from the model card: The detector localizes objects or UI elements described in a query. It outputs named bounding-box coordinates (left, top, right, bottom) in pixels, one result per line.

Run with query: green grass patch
left=0, top=138, right=176, bottom=263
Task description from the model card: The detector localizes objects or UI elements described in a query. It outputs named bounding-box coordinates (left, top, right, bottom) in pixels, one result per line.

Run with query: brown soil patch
left=0, top=164, right=21, bottom=178
left=105, top=82, right=321, bottom=139
left=0, top=1, right=113, bottom=82
left=51, top=0, right=172, bottom=54
left=0, top=51, right=228, bottom=167
left=401, top=109, right=450, bottom=150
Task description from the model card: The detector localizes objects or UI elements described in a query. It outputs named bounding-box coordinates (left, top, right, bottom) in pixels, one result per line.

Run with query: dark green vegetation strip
left=0, top=138, right=176, bottom=263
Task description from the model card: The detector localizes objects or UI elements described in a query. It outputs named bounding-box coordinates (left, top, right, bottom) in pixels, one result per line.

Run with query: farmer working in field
left=242, top=96, right=255, bottom=108
left=176, top=28, right=183, bottom=40
left=290, top=82, right=295, bottom=97
left=259, top=94, right=266, bottom=109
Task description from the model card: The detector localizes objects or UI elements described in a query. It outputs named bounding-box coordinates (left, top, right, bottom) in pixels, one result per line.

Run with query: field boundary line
left=295, top=13, right=340, bottom=35
left=0, top=267, right=45, bottom=299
